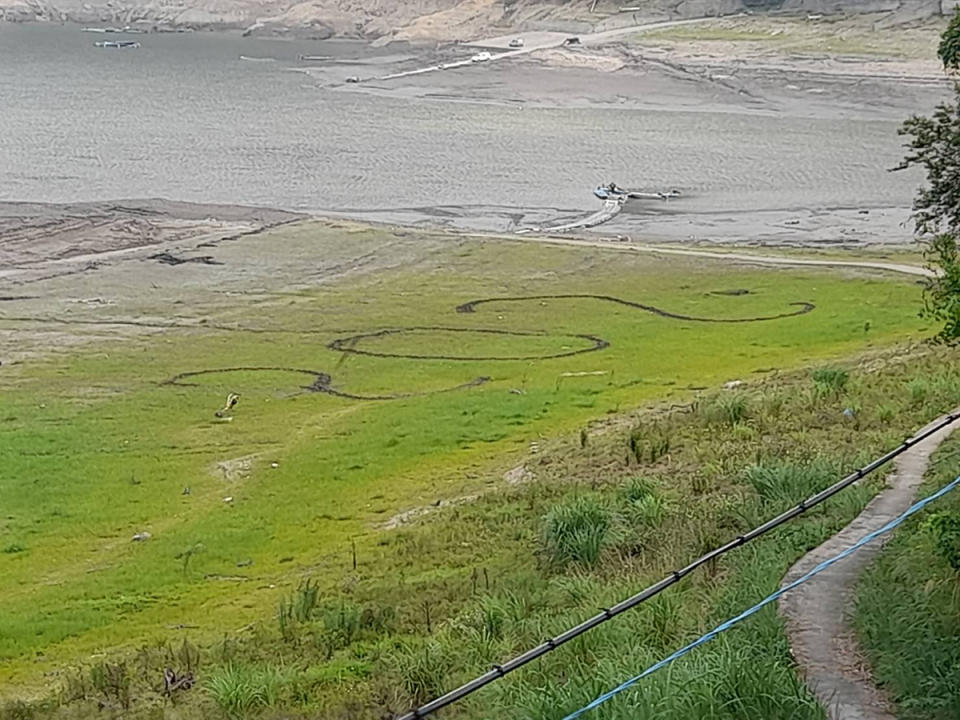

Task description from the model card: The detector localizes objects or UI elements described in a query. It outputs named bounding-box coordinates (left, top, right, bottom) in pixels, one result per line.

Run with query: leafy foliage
left=926, top=511, right=960, bottom=570
left=897, top=91, right=960, bottom=342
left=921, top=234, right=960, bottom=342
left=939, top=5, right=960, bottom=71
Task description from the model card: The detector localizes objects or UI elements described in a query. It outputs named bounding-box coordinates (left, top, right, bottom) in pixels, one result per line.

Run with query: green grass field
left=0, top=226, right=942, bottom=714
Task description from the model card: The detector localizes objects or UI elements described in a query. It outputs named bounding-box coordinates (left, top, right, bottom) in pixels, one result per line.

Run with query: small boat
left=594, top=183, right=681, bottom=200
left=508, top=38, right=524, bottom=48
left=83, top=25, right=145, bottom=33
left=299, top=55, right=333, bottom=61
left=593, top=183, right=627, bottom=200
left=94, top=40, right=141, bottom=48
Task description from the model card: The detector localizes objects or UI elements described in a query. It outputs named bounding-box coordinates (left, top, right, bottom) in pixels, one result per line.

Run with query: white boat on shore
left=94, top=40, right=141, bottom=49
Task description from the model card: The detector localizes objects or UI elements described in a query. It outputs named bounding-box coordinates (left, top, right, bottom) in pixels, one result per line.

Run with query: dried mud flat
left=0, top=199, right=302, bottom=281
left=0, top=200, right=450, bottom=366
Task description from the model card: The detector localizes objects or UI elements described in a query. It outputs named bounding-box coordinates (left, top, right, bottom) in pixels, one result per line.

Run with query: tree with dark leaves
left=938, top=5, right=960, bottom=71
left=895, top=18, right=960, bottom=343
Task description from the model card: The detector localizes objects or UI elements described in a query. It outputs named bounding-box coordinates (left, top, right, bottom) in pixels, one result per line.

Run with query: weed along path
left=779, top=411, right=960, bottom=720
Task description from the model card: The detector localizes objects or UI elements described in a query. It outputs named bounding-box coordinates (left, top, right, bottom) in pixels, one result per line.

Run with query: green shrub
left=2, top=544, right=25, bottom=554
left=543, top=496, right=612, bottom=567
left=926, top=511, right=960, bottom=570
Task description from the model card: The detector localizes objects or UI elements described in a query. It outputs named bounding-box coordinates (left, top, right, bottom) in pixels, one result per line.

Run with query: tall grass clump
left=542, top=496, right=612, bottom=568
left=392, top=641, right=448, bottom=706
left=906, top=369, right=960, bottom=407
left=812, top=367, right=849, bottom=396
left=742, top=459, right=838, bottom=508
left=206, top=664, right=288, bottom=716
left=628, top=427, right=671, bottom=464
left=621, top=477, right=665, bottom=528
left=697, top=393, right=750, bottom=426
left=278, top=578, right=320, bottom=642
left=89, top=662, right=130, bottom=710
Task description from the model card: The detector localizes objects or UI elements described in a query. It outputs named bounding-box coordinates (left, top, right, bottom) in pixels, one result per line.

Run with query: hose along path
left=779, top=409, right=960, bottom=720
left=396, top=413, right=959, bottom=720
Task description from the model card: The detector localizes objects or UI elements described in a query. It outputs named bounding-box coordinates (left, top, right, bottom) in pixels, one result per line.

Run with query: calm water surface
left=0, top=24, right=921, bottom=232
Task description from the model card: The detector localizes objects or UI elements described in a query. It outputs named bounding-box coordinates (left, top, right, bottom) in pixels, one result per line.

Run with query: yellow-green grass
left=639, top=16, right=946, bottom=60
left=667, top=244, right=927, bottom=267
left=0, top=234, right=931, bottom=691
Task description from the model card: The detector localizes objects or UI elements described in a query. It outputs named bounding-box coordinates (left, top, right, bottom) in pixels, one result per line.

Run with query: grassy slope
left=855, top=435, right=960, bottom=720
left=0, top=229, right=939, bottom=711
left=19, top=347, right=960, bottom=720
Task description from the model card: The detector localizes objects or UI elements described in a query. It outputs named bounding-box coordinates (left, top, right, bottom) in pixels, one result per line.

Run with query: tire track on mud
left=163, top=366, right=491, bottom=401
left=328, top=326, right=610, bottom=361
left=3, top=291, right=815, bottom=399
left=327, top=294, right=812, bottom=362
left=456, top=293, right=815, bottom=323
left=779, top=411, right=960, bottom=720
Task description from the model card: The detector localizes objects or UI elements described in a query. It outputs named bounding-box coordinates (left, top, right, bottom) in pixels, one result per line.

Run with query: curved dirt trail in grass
left=164, top=366, right=491, bottom=401
left=507, top=236, right=934, bottom=278
left=456, top=294, right=815, bottom=323
left=779, top=411, right=959, bottom=720
left=328, top=295, right=813, bottom=362
left=328, top=326, right=610, bottom=361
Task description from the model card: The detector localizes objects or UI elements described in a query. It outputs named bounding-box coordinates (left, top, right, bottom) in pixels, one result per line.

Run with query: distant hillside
left=0, top=0, right=954, bottom=40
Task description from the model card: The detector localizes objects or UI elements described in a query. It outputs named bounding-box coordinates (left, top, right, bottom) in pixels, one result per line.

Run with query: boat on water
left=94, top=40, right=141, bottom=48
